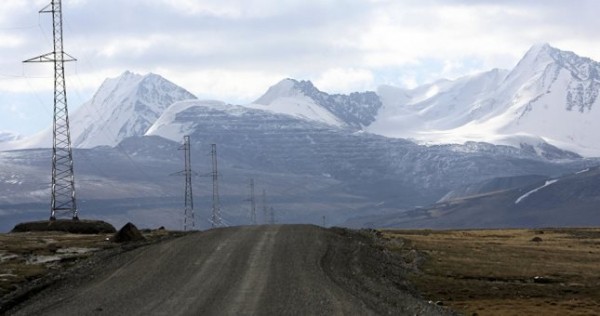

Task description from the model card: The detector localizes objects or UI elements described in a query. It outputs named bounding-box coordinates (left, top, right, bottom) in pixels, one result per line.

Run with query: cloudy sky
left=1, top=0, right=599, bottom=135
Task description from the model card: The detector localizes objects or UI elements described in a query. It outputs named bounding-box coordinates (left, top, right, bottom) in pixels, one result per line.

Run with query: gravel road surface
left=8, top=225, right=450, bottom=315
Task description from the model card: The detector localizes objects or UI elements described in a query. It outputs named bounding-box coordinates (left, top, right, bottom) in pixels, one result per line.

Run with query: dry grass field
left=383, top=228, right=600, bottom=316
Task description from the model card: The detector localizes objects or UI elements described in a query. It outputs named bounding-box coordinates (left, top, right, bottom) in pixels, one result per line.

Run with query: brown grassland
left=383, top=228, right=600, bottom=316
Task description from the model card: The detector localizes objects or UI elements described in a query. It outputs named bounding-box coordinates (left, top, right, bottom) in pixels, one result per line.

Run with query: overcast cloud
left=1, top=0, right=599, bottom=135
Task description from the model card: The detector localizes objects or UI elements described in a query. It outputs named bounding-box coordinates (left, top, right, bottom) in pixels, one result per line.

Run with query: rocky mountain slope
left=348, top=165, right=600, bottom=228
left=248, top=78, right=381, bottom=129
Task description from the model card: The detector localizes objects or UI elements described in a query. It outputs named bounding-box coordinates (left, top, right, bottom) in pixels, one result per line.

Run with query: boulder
left=113, top=222, right=145, bottom=243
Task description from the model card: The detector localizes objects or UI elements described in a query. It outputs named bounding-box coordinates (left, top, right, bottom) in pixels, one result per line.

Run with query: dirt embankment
left=322, top=228, right=454, bottom=315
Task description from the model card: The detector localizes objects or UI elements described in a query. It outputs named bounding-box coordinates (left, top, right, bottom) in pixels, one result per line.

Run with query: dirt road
left=8, top=225, right=449, bottom=315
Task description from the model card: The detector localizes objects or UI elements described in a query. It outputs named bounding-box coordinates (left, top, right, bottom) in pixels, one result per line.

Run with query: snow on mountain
left=515, top=179, right=558, bottom=204
left=370, top=69, right=509, bottom=137
left=242, top=44, right=598, bottom=157
left=495, top=44, right=600, bottom=156
left=248, top=78, right=382, bottom=129
left=367, top=44, right=600, bottom=157
left=6, top=43, right=597, bottom=159
left=13, top=71, right=196, bottom=149
left=145, top=100, right=236, bottom=142
left=248, top=79, right=346, bottom=128
left=71, top=71, right=196, bottom=148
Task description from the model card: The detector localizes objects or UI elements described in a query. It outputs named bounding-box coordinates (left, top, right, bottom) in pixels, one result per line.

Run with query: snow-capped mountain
left=236, top=44, right=599, bottom=157
left=370, top=68, right=509, bottom=136
left=366, top=44, right=600, bottom=157
left=248, top=78, right=382, bottom=129
left=14, top=71, right=196, bottom=149
left=70, top=71, right=196, bottom=148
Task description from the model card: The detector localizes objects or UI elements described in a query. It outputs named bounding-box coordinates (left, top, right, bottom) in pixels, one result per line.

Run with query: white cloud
left=154, top=68, right=287, bottom=104
left=314, top=68, right=375, bottom=93
left=2, top=0, right=600, bottom=135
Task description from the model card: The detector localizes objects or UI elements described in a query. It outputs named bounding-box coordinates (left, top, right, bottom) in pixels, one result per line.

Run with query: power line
left=23, top=0, right=78, bottom=221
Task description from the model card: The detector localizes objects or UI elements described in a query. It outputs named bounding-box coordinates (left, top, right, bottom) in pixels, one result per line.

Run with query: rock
left=531, top=237, right=543, bottom=242
left=113, top=223, right=145, bottom=243
left=533, top=276, right=556, bottom=284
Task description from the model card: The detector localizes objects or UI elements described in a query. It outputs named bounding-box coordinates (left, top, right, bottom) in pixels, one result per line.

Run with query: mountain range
left=369, top=44, right=600, bottom=157
left=0, top=43, right=599, bottom=231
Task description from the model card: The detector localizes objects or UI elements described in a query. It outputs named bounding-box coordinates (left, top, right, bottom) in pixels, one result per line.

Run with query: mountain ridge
left=6, top=43, right=599, bottom=157
left=243, top=44, right=600, bottom=157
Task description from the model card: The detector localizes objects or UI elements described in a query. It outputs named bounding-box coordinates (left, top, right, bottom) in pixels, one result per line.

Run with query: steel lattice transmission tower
left=177, top=136, right=195, bottom=231
left=24, top=0, right=78, bottom=221
left=210, top=144, right=223, bottom=228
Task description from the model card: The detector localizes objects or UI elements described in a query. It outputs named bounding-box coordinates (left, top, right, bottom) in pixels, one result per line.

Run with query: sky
left=1, top=0, right=599, bottom=136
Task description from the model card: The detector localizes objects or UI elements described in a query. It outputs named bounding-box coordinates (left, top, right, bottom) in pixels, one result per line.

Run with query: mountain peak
left=252, top=78, right=382, bottom=129
left=254, top=78, right=318, bottom=105
left=518, top=43, right=597, bottom=70
left=515, top=43, right=555, bottom=68
left=70, top=72, right=196, bottom=148
left=527, top=42, right=552, bottom=55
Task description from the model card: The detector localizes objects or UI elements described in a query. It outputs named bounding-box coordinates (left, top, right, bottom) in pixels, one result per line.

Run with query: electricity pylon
left=248, top=179, right=257, bottom=225
left=177, top=136, right=194, bottom=231
left=24, top=0, right=78, bottom=221
left=210, top=144, right=222, bottom=228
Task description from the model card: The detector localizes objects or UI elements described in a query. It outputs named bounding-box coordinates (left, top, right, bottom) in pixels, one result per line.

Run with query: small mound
left=11, top=220, right=116, bottom=234
left=531, top=236, right=543, bottom=243
left=113, top=222, right=145, bottom=243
